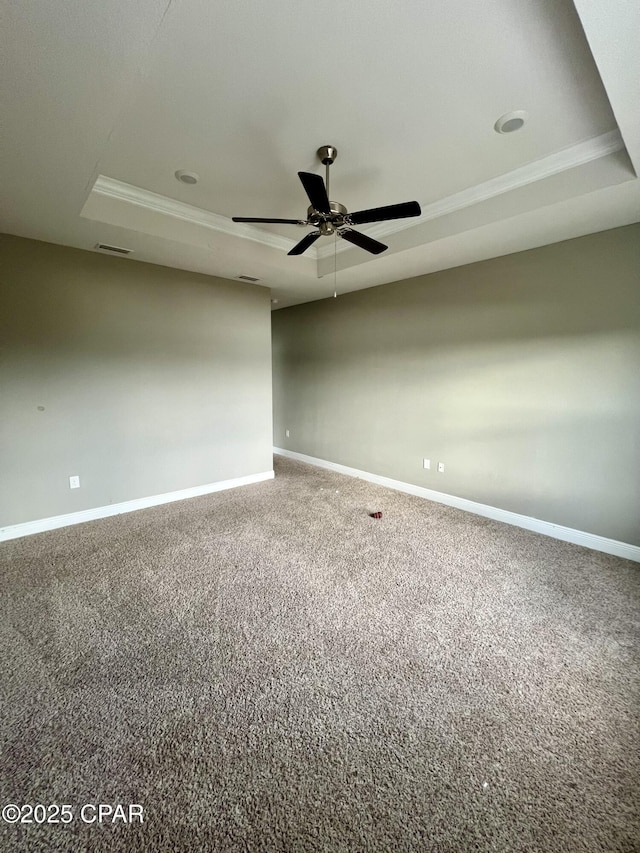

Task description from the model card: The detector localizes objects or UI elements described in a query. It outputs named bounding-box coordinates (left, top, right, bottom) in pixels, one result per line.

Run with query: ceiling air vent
left=95, top=243, right=133, bottom=255
left=237, top=275, right=260, bottom=282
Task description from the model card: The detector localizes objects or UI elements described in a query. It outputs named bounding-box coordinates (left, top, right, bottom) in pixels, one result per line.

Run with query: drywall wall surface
left=272, top=224, right=640, bottom=545
left=1, top=235, right=272, bottom=526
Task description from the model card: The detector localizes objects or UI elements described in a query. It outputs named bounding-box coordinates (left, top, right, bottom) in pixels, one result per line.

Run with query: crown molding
left=316, top=129, right=625, bottom=259
left=91, top=129, right=624, bottom=266
left=91, top=175, right=298, bottom=254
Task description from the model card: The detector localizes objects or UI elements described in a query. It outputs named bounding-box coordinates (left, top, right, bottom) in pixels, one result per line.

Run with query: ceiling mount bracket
left=317, top=145, right=338, bottom=166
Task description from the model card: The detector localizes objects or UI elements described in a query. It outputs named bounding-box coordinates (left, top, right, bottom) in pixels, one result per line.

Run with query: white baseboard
left=274, top=448, right=640, bottom=563
left=0, top=470, right=275, bottom=542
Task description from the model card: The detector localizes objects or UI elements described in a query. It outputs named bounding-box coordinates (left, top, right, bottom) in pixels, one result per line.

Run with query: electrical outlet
left=423, top=458, right=430, bottom=470
left=69, top=475, right=80, bottom=489
left=437, top=462, right=445, bottom=473
left=285, top=429, right=290, bottom=438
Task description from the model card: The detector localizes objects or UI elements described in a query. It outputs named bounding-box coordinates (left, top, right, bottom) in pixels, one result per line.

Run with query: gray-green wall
left=272, top=224, right=640, bottom=546
left=1, top=235, right=273, bottom=527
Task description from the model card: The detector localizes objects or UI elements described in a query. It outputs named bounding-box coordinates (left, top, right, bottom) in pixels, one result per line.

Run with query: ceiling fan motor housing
left=308, top=201, right=348, bottom=235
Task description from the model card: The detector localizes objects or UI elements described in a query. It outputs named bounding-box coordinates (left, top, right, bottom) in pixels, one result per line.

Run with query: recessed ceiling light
left=494, top=110, right=528, bottom=134
left=175, top=170, right=199, bottom=185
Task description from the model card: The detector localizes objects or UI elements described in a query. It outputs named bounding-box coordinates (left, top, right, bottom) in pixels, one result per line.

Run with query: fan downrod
left=317, top=145, right=338, bottom=204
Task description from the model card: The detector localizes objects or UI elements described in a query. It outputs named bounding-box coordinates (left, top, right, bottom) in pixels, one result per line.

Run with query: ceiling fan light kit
left=232, top=146, right=422, bottom=256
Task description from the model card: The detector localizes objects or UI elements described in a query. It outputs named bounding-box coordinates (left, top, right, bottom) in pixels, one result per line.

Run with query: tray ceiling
left=2, top=0, right=639, bottom=308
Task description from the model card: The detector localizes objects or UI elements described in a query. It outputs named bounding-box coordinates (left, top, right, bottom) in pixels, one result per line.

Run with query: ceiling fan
left=232, top=146, right=422, bottom=256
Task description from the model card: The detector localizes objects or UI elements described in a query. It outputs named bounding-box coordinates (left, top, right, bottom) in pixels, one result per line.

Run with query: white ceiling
left=2, top=0, right=639, bottom=309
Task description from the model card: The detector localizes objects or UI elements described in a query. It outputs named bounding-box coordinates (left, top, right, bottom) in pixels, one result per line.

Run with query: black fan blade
left=348, top=201, right=421, bottom=225
left=339, top=228, right=387, bottom=255
left=232, top=217, right=305, bottom=224
left=298, top=172, right=331, bottom=215
left=288, top=231, right=322, bottom=256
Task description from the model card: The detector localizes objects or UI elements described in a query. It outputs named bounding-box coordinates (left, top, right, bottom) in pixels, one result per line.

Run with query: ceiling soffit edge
left=90, top=176, right=295, bottom=254
left=87, top=129, right=625, bottom=265
left=316, top=129, right=625, bottom=258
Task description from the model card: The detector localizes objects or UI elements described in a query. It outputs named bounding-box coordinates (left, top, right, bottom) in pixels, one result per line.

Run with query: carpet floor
left=1, top=455, right=639, bottom=852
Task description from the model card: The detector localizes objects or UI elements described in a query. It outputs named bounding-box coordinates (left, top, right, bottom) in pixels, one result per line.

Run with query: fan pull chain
left=333, top=231, right=337, bottom=298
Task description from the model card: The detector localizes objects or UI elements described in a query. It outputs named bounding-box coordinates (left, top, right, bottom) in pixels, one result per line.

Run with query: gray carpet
left=1, top=455, right=639, bottom=852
